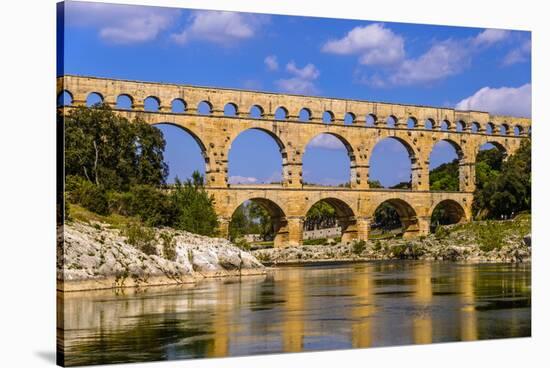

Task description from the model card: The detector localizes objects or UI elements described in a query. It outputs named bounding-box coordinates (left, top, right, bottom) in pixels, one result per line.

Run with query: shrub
left=124, top=223, right=157, bottom=255
left=107, top=185, right=171, bottom=227
left=66, top=175, right=109, bottom=215
left=160, top=232, right=177, bottom=261
left=352, top=240, right=367, bottom=255
left=434, top=226, right=450, bottom=240
left=234, top=238, right=251, bottom=251
left=303, top=238, right=328, bottom=246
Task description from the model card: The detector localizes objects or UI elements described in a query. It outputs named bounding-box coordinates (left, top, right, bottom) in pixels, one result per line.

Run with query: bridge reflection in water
left=60, top=263, right=531, bottom=366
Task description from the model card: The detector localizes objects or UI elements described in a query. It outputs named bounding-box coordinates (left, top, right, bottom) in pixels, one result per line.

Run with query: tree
left=473, top=141, right=530, bottom=219
left=170, top=172, right=219, bottom=236
left=429, top=159, right=459, bottom=191
left=63, top=104, right=168, bottom=191
left=372, top=203, right=402, bottom=231
left=304, top=201, right=337, bottom=230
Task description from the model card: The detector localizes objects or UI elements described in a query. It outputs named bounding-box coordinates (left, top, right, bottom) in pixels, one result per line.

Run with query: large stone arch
left=302, top=132, right=357, bottom=187
left=369, top=198, right=420, bottom=238
left=304, top=196, right=358, bottom=243
left=430, top=199, right=467, bottom=230
left=229, top=197, right=289, bottom=248
left=368, top=136, right=417, bottom=189
left=151, top=122, right=210, bottom=173
left=428, top=137, right=467, bottom=191
left=227, top=127, right=286, bottom=185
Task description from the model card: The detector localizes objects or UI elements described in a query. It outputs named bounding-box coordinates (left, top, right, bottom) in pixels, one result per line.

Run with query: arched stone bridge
left=58, top=75, right=531, bottom=247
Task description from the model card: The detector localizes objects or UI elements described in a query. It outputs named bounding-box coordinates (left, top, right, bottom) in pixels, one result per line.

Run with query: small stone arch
left=370, top=198, right=419, bottom=238
left=224, top=102, right=239, bottom=117
left=386, top=115, right=398, bottom=128
left=407, top=117, right=418, bottom=129
left=171, top=98, right=186, bottom=113
left=57, top=90, right=73, bottom=106
left=274, top=106, right=289, bottom=120
left=249, top=104, right=264, bottom=119
left=197, top=100, right=213, bottom=115
left=424, top=118, right=435, bottom=130
left=486, top=122, right=495, bottom=134
left=304, top=197, right=358, bottom=243
left=366, top=113, right=377, bottom=127
left=344, top=112, right=356, bottom=125
left=116, top=94, right=134, bottom=110
left=323, top=110, right=335, bottom=124
left=144, top=96, right=160, bottom=112
left=430, top=199, right=467, bottom=231
left=86, top=92, right=104, bottom=107
left=499, top=123, right=510, bottom=136
left=440, top=119, right=450, bottom=131
left=470, top=122, right=481, bottom=133
left=514, top=125, right=523, bottom=136
left=455, top=120, right=466, bottom=132
left=299, top=107, right=312, bottom=122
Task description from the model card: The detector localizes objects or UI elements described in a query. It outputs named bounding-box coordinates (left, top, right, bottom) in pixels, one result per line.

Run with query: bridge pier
left=286, top=217, right=304, bottom=247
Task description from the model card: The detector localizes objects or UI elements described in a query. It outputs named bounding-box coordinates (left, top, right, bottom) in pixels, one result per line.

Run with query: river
left=58, top=261, right=531, bottom=366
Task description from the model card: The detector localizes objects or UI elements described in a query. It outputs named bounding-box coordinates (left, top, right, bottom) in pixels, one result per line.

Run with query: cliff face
left=58, top=221, right=265, bottom=291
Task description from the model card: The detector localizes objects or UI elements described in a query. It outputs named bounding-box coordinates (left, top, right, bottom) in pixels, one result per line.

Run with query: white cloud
left=264, top=55, right=279, bottom=71
left=308, top=134, right=346, bottom=150
left=455, top=84, right=531, bottom=117
left=66, top=2, right=178, bottom=44
left=275, top=62, right=320, bottom=94
left=322, top=23, right=405, bottom=66
left=172, top=11, right=267, bottom=45
left=503, top=39, right=531, bottom=65
left=286, top=61, right=320, bottom=80
left=390, top=39, right=469, bottom=85
left=473, top=29, right=511, bottom=46
left=342, top=27, right=518, bottom=87
left=228, top=176, right=258, bottom=184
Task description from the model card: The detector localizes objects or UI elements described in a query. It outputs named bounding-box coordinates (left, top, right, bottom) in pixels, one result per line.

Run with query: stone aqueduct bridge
left=58, top=75, right=531, bottom=247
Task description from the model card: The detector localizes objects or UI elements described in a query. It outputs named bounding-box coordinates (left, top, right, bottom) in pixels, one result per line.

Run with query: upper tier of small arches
left=57, top=75, right=532, bottom=137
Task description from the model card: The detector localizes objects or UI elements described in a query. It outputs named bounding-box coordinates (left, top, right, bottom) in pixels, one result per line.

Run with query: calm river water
left=59, top=261, right=531, bottom=366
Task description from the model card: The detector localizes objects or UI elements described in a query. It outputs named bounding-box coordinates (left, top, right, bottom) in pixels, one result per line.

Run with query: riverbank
left=253, top=216, right=531, bottom=265
left=58, top=220, right=265, bottom=292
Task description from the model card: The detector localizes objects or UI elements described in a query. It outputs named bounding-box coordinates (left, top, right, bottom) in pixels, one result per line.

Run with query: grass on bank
left=437, top=214, right=531, bottom=252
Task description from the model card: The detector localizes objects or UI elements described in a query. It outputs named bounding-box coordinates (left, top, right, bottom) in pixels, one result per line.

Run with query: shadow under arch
left=430, top=199, right=467, bottom=232
left=151, top=122, right=209, bottom=181
left=304, top=197, right=358, bottom=243
left=370, top=198, right=419, bottom=238
left=303, top=132, right=356, bottom=187
left=369, top=136, right=416, bottom=189
left=229, top=197, right=289, bottom=247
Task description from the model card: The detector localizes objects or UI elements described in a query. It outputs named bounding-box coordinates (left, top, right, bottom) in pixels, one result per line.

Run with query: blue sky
left=60, top=1, right=531, bottom=187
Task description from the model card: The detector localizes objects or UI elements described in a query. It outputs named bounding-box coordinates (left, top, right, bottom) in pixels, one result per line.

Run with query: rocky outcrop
left=253, top=220, right=531, bottom=264
left=58, top=221, right=265, bottom=291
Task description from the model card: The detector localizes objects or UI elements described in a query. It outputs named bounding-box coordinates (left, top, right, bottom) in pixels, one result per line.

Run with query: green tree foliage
left=63, top=104, right=168, bottom=191
left=304, top=201, right=337, bottom=230
left=229, top=201, right=274, bottom=241
left=429, top=159, right=459, bottom=191
left=372, top=203, right=401, bottom=231
left=474, top=140, right=531, bottom=219
left=170, top=172, right=219, bottom=236
left=64, top=106, right=220, bottom=236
